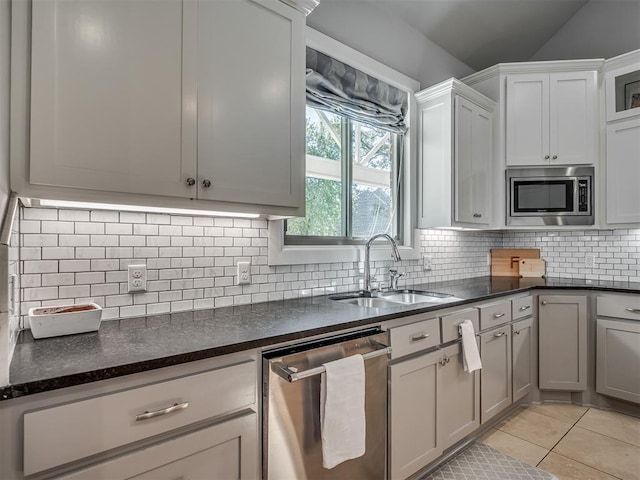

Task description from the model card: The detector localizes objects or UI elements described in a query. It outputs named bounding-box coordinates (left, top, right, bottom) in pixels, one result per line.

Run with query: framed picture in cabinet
left=625, top=79, right=640, bottom=109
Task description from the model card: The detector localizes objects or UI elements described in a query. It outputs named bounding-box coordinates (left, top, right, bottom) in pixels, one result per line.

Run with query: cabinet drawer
left=512, top=296, right=533, bottom=320
left=479, top=300, right=512, bottom=330
left=597, top=295, right=640, bottom=320
left=24, top=359, right=257, bottom=475
left=390, top=315, right=440, bottom=359
left=440, top=308, right=479, bottom=343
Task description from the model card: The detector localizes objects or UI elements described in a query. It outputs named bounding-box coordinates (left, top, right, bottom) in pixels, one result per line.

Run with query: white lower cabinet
left=57, top=412, right=258, bottom=480
left=438, top=343, right=480, bottom=450
left=538, top=295, right=588, bottom=391
left=0, top=352, right=259, bottom=479
left=511, top=316, right=534, bottom=402
left=596, top=294, right=640, bottom=404
left=479, top=324, right=512, bottom=424
left=389, top=349, right=441, bottom=480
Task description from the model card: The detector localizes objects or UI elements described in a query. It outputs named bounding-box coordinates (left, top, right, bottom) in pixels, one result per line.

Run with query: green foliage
left=286, top=108, right=395, bottom=238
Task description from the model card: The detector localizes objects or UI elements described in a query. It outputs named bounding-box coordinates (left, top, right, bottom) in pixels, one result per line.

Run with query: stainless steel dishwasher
left=263, top=328, right=390, bottom=480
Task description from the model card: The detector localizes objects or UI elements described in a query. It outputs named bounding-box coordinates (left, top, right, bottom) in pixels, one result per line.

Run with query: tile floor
left=479, top=404, right=640, bottom=480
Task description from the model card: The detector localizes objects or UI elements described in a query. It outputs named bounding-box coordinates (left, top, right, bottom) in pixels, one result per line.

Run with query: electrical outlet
left=423, top=255, right=433, bottom=271
left=585, top=254, right=596, bottom=268
left=237, top=261, right=251, bottom=285
left=127, top=264, right=147, bottom=293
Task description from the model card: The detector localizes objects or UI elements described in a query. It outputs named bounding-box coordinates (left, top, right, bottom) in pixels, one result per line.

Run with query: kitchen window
left=285, top=107, right=402, bottom=244
left=268, top=28, right=420, bottom=265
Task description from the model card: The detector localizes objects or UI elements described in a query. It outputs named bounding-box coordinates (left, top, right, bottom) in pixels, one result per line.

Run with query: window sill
left=268, top=221, right=420, bottom=265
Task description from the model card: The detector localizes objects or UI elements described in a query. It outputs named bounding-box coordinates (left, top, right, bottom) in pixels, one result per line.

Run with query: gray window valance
left=306, top=47, right=408, bottom=134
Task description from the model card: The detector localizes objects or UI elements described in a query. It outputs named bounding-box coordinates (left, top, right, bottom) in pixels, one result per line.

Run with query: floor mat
left=421, top=443, right=556, bottom=480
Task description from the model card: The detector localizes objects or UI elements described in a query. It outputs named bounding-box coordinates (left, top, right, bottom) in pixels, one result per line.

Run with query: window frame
left=285, top=111, right=402, bottom=244
left=268, top=27, right=420, bottom=265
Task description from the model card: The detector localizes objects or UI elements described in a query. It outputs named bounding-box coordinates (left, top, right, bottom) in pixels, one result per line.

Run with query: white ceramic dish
left=28, top=303, right=103, bottom=339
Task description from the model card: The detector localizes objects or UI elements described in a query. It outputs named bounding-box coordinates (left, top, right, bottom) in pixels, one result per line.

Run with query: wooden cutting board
left=519, top=258, right=546, bottom=278
left=491, top=249, right=540, bottom=277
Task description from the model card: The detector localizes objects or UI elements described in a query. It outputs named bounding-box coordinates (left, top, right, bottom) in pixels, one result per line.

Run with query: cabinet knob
left=514, top=330, right=521, bottom=335
left=202, top=179, right=212, bottom=188
left=541, top=300, right=547, bottom=305
left=544, top=155, right=550, bottom=160
left=473, top=213, right=482, bottom=218
left=186, top=177, right=196, bottom=186
left=552, top=155, right=558, bottom=160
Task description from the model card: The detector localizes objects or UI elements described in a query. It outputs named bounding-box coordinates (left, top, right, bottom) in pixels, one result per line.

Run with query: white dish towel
left=320, top=354, right=366, bottom=469
left=460, top=319, right=482, bottom=373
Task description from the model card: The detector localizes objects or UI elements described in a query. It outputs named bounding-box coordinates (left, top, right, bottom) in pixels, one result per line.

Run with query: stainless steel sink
left=380, top=290, right=463, bottom=305
left=330, top=289, right=463, bottom=308
left=340, top=297, right=400, bottom=308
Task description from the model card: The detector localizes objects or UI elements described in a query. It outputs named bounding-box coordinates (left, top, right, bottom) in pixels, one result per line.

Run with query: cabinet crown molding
left=279, top=0, right=319, bottom=15
left=462, top=58, right=604, bottom=86
left=415, top=78, right=495, bottom=111
left=604, top=48, right=640, bottom=72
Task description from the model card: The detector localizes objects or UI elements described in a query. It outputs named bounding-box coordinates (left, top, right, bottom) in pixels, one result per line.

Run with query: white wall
left=530, top=0, right=640, bottom=62
left=0, top=0, right=11, bottom=387
left=0, top=0, right=10, bottom=222
left=306, top=1, right=474, bottom=89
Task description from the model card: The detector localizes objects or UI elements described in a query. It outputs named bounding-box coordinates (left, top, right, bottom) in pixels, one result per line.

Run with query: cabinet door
left=438, top=343, right=480, bottom=450
left=596, top=318, right=640, bottom=404
left=197, top=0, right=304, bottom=209
left=30, top=0, right=197, bottom=198
left=512, top=316, right=534, bottom=402
left=57, top=413, right=259, bottom=480
left=506, top=74, right=549, bottom=166
left=549, top=72, right=597, bottom=165
left=539, top=295, right=587, bottom=391
left=390, top=350, right=441, bottom=480
left=454, top=96, right=492, bottom=226
left=480, top=326, right=512, bottom=423
left=606, top=118, right=640, bottom=225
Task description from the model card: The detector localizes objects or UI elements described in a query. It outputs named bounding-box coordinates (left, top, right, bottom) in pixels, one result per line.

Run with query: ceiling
left=365, top=0, right=591, bottom=70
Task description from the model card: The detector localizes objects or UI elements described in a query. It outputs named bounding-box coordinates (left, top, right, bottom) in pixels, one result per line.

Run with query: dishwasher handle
left=272, top=343, right=392, bottom=383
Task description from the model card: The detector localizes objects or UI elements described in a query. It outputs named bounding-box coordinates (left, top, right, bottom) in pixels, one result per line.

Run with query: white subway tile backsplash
left=16, top=206, right=639, bottom=329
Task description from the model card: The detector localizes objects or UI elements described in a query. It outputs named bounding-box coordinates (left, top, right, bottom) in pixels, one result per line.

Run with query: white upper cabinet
left=605, top=118, right=640, bottom=225
left=454, top=96, right=492, bottom=225
left=30, top=0, right=196, bottom=199
left=603, top=50, right=640, bottom=227
left=417, top=79, right=495, bottom=229
left=196, top=0, right=304, bottom=208
left=24, top=0, right=305, bottom=215
left=506, top=71, right=597, bottom=166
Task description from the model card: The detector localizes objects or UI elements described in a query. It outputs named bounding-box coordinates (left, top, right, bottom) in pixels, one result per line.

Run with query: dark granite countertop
left=2, top=276, right=639, bottom=401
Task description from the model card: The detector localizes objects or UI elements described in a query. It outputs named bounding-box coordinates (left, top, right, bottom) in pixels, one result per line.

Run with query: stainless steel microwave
left=507, top=167, right=594, bottom=226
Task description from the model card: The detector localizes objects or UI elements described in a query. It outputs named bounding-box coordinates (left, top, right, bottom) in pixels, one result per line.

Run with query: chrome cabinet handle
left=493, top=312, right=506, bottom=318
left=186, top=177, right=196, bottom=186
left=493, top=331, right=506, bottom=338
left=202, top=179, right=212, bottom=188
left=473, top=213, right=482, bottom=218
left=519, top=305, right=531, bottom=311
left=541, top=301, right=547, bottom=305
left=411, top=333, right=429, bottom=342
left=625, top=308, right=640, bottom=313
left=136, top=402, right=189, bottom=421
left=514, top=330, right=521, bottom=335
left=439, top=355, right=451, bottom=366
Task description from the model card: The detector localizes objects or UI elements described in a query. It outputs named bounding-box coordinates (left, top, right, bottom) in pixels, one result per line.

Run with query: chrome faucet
left=364, top=233, right=401, bottom=295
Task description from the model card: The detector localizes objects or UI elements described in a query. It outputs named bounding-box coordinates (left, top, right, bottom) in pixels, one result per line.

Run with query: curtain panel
left=306, top=47, right=408, bottom=134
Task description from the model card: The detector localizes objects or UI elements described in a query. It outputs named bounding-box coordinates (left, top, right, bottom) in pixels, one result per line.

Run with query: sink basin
left=330, top=289, right=463, bottom=308
left=340, top=297, right=400, bottom=308
left=380, top=290, right=463, bottom=305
